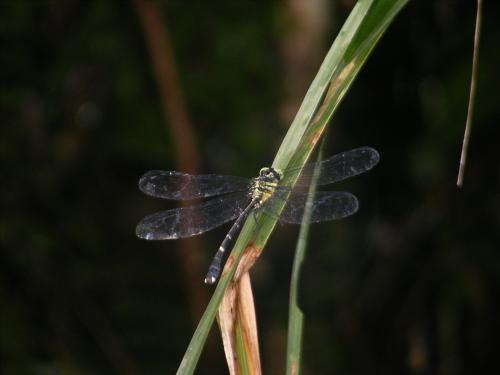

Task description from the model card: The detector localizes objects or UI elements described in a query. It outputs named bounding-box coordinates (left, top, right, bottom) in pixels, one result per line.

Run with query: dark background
left=1, top=1, right=500, bottom=374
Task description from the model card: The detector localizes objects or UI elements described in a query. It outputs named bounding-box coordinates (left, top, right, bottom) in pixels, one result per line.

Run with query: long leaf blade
left=176, top=1, right=409, bottom=373
left=286, top=137, right=326, bottom=375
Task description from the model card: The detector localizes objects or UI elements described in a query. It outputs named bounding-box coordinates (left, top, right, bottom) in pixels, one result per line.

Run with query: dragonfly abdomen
left=204, top=200, right=257, bottom=284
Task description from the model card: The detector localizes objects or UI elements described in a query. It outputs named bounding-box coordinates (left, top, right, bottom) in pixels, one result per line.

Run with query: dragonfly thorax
left=251, top=167, right=282, bottom=208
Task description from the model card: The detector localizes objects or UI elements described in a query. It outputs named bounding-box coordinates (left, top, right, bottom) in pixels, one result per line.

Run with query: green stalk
left=286, top=136, right=326, bottom=375
left=177, top=1, right=409, bottom=373
left=235, top=321, right=250, bottom=374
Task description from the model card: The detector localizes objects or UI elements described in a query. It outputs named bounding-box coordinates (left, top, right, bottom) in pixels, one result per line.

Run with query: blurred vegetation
left=1, top=1, right=500, bottom=374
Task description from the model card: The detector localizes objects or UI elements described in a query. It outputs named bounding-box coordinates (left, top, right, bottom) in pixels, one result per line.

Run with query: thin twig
left=457, top=0, right=482, bottom=187
left=133, top=0, right=209, bottom=322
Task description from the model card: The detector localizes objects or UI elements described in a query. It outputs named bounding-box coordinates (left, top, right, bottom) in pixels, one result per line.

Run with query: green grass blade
left=177, top=1, right=409, bottom=374
left=275, top=0, right=409, bottom=178
left=286, top=137, right=326, bottom=375
left=272, top=0, right=373, bottom=168
left=235, top=322, right=250, bottom=374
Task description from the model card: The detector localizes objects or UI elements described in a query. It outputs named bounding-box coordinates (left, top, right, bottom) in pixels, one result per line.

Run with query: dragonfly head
left=259, top=167, right=282, bottom=182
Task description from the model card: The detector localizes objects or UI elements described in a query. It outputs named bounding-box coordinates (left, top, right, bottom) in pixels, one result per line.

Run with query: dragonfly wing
left=288, top=147, right=379, bottom=186
left=136, top=192, right=249, bottom=240
left=139, top=171, right=250, bottom=200
left=263, top=190, right=358, bottom=224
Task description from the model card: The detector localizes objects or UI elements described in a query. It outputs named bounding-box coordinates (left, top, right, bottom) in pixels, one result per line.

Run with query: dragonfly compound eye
left=268, top=168, right=281, bottom=180
left=259, top=167, right=281, bottom=181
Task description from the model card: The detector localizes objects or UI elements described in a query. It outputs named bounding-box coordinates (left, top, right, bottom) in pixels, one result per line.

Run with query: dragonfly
left=136, top=146, right=379, bottom=284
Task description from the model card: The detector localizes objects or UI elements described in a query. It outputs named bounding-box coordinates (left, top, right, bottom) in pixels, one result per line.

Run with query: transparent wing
left=262, top=190, right=358, bottom=224
left=139, top=171, right=250, bottom=200
left=136, top=192, right=249, bottom=240
left=284, top=147, right=379, bottom=187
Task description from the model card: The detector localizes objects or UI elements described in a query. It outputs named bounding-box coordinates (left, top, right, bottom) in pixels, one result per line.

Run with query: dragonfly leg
left=251, top=210, right=259, bottom=224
